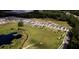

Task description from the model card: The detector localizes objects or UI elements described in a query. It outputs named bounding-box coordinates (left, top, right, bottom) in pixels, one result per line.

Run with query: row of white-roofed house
left=0, top=18, right=10, bottom=24
left=46, top=21, right=68, bottom=31
left=23, top=19, right=69, bottom=32
left=23, top=19, right=32, bottom=24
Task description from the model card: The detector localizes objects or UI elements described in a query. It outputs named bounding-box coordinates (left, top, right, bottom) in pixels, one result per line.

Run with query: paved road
left=58, top=32, right=70, bottom=49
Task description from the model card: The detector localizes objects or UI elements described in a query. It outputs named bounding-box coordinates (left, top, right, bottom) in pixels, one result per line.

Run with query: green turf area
left=0, top=22, right=18, bottom=34
left=0, top=18, right=69, bottom=49
left=22, top=24, right=65, bottom=49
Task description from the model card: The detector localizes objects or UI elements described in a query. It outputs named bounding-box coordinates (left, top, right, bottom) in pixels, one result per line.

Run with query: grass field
left=22, top=24, right=65, bottom=49
left=0, top=22, right=18, bottom=34
left=0, top=18, right=69, bottom=49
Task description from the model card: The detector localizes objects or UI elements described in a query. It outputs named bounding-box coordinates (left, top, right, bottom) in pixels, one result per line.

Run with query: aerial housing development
left=0, top=10, right=79, bottom=49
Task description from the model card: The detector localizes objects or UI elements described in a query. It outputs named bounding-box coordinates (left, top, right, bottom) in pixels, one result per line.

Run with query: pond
left=0, top=32, right=22, bottom=46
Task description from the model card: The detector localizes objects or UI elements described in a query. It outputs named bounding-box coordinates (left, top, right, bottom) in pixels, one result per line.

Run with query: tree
left=18, top=21, right=23, bottom=27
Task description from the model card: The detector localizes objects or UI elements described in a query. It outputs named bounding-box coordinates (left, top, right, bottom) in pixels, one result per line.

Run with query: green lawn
left=0, top=22, right=18, bottom=34
left=23, top=24, right=65, bottom=49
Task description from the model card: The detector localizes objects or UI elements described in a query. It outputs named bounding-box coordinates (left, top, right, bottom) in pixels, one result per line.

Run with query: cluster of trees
left=18, top=21, right=24, bottom=27
left=13, top=10, right=66, bottom=22
left=66, top=10, right=79, bottom=16
left=0, top=10, right=68, bottom=21
left=64, top=13, right=79, bottom=48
